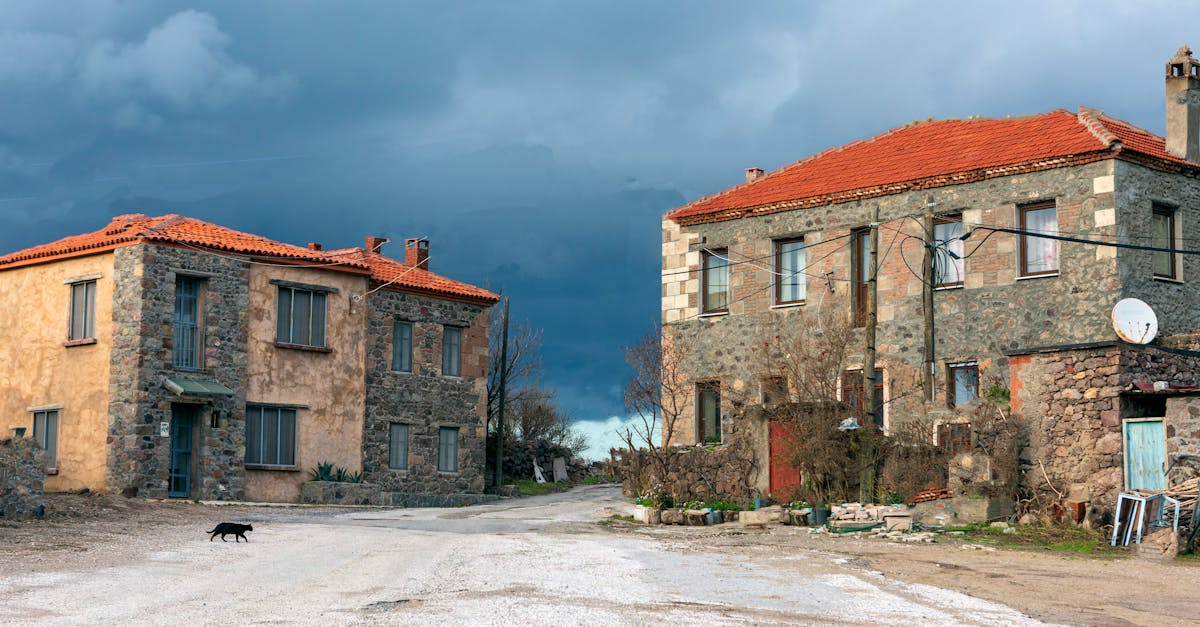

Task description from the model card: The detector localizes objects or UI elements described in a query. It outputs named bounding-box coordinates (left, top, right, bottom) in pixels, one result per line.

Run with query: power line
left=676, top=236, right=855, bottom=323
left=966, top=225, right=1200, bottom=256
left=661, top=231, right=855, bottom=279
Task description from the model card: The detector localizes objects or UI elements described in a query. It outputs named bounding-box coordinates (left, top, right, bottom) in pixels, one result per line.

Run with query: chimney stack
left=745, top=167, right=765, bottom=182
left=307, top=242, right=323, bottom=251
left=1166, top=45, right=1200, bottom=162
left=405, top=238, right=429, bottom=270
left=364, top=236, right=389, bottom=254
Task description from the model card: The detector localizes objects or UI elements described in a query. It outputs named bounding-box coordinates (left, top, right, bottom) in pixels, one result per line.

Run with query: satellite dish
left=1112, top=298, right=1158, bottom=344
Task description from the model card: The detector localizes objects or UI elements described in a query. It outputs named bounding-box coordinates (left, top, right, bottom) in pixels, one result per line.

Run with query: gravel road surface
left=1, top=485, right=1193, bottom=625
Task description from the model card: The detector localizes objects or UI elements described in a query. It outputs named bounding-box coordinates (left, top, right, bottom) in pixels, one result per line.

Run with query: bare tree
left=513, top=387, right=588, bottom=454
left=619, top=327, right=693, bottom=503
left=758, top=308, right=864, bottom=505
left=487, top=301, right=545, bottom=431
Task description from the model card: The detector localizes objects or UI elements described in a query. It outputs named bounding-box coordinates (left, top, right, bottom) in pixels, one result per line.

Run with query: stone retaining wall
left=615, top=439, right=757, bottom=504
left=299, top=481, right=382, bottom=505
left=0, top=436, right=46, bottom=518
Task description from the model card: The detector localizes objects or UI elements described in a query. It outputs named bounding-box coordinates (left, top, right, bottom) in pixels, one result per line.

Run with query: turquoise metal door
left=169, top=405, right=195, bottom=498
left=1124, top=420, right=1166, bottom=491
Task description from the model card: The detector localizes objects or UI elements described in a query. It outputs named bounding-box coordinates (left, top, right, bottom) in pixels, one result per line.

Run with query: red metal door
left=769, top=420, right=802, bottom=499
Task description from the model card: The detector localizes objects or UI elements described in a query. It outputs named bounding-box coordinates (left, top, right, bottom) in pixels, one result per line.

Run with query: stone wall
left=1165, top=396, right=1200, bottom=484
left=299, top=481, right=382, bottom=506
left=1113, top=159, right=1200, bottom=336
left=1011, top=342, right=1200, bottom=522
left=615, top=437, right=758, bottom=505
left=0, top=436, right=46, bottom=518
left=108, top=244, right=251, bottom=500
left=362, top=288, right=491, bottom=495
left=663, top=161, right=1123, bottom=450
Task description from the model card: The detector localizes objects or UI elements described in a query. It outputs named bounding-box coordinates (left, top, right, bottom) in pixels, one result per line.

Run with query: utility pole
left=493, top=298, right=510, bottom=491
left=921, top=198, right=936, bottom=404
left=861, top=206, right=879, bottom=503
left=863, top=206, right=879, bottom=429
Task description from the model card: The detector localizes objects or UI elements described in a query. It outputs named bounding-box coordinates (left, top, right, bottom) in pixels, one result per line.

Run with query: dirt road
left=0, top=485, right=1195, bottom=625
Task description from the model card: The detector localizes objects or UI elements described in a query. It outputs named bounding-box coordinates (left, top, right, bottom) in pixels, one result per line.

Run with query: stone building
left=0, top=214, right=498, bottom=502
left=661, top=46, right=1200, bottom=513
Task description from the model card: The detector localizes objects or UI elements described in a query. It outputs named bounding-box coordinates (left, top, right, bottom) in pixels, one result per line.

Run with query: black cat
left=206, top=522, right=253, bottom=542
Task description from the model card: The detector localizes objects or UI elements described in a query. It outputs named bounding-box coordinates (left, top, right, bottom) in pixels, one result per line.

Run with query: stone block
left=883, top=514, right=913, bottom=531
left=661, top=508, right=685, bottom=525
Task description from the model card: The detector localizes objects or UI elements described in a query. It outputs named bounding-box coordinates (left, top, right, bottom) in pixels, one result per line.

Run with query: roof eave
left=668, top=149, right=1120, bottom=227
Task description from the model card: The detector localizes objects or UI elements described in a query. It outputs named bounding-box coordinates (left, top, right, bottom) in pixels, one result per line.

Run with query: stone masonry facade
left=1011, top=342, right=1200, bottom=522
left=108, top=243, right=251, bottom=500
left=0, top=435, right=46, bottom=518
left=665, top=161, right=1137, bottom=439
left=362, top=289, right=491, bottom=495
left=663, top=145, right=1200, bottom=502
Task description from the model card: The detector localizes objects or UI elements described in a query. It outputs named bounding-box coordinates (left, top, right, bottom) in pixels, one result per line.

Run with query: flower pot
left=811, top=507, right=832, bottom=526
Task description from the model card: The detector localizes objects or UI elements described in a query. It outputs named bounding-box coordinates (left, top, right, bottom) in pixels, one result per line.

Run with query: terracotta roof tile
left=335, top=249, right=500, bottom=304
left=667, top=108, right=1189, bottom=225
left=0, top=213, right=499, bottom=304
left=0, top=213, right=358, bottom=269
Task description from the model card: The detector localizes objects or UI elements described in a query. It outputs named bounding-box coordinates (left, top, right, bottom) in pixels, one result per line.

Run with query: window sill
left=1152, top=276, right=1185, bottom=285
left=45, top=467, right=58, bottom=476
left=934, top=283, right=964, bottom=291
left=441, top=373, right=462, bottom=379
left=245, top=464, right=301, bottom=472
left=387, top=468, right=409, bottom=474
left=437, top=470, right=459, bottom=476
left=698, top=311, right=729, bottom=318
left=771, top=301, right=805, bottom=309
left=389, top=369, right=414, bottom=375
left=274, top=342, right=332, bottom=354
left=64, top=338, right=97, bottom=348
left=1015, top=272, right=1059, bottom=281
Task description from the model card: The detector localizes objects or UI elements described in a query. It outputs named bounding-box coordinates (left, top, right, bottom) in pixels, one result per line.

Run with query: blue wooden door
left=1124, top=420, right=1166, bottom=491
left=169, top=406, right=195, bottom=498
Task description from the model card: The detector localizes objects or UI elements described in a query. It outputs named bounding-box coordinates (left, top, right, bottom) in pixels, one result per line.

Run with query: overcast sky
left=1, top=1, right=1194, bottom=457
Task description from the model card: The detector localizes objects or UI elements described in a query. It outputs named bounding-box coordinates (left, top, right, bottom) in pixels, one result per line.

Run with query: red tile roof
left=668, top=107, right=1195, bottom=225
left=333, top=249, right=500, bottom=304
left=0, top=213, right=499, bottom=304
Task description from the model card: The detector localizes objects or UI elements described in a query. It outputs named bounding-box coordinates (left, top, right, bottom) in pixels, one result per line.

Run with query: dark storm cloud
left=0, top=1, right=1193, bottom=434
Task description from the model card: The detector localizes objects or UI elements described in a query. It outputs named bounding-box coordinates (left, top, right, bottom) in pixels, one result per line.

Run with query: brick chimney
left=364, top=236, right=389, bottom=255
left=745, top=167, right=765, bottom=182
left=405, top=238, right=429, bottom=270
left=307, top=242, right=323, bottom=251
left=1166, top=45, right=1200, bottom=162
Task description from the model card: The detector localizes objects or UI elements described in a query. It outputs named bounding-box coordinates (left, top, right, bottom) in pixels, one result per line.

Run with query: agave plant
left=308, top=461, right=335, bottom=481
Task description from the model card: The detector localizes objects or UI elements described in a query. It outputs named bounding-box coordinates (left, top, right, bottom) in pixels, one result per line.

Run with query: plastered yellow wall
left=243, top=265, right=368, bottom=502
left=0, top=253, right=115, bottom=492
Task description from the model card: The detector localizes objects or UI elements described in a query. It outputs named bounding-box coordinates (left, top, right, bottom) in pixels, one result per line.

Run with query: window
left=173, top=277, right=203, bottom=369
left=842, top=370, right=884, bottom=429
left=948, top=362, right=979, bottom=407
left=275, top=286, right=327, bottom=348
left=775, top=239, right=806, bottom=304
left=442, top=326, right=462, bottom=376
left=32, top=409, right=59, bottom=469
left=697, top=381, right=721, bottom=443
left=852, top=229, right=869, bottom=327
left=245, top=405, right=297, bottom=467
left=1019, top=202, right=1058, bottom=277
left=1152, top=204, right=1178, bottom=279
left=761, top=376, right=788, bottom=407
left=392, top=321, right=413, bottom=372
left=934, top=217, right=964, bottom=288
left=438, top=427, right=459, bottom=472
left=69, top=280, right=96, bottom=341
left=389, top=423, right=409, bottom=470
left=701, top=249, right=729, bottom=313
left=938, top=423, right=972, bottom=455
